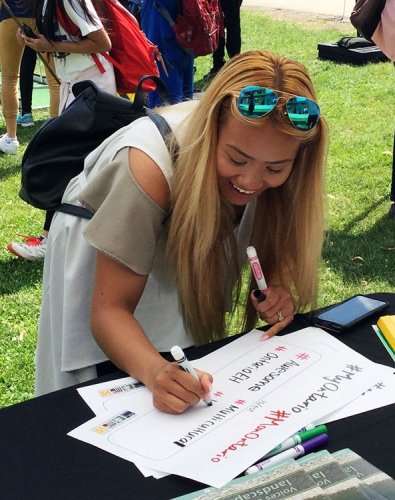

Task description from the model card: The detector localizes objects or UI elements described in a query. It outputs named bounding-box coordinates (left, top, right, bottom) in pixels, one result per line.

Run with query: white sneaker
left=0, top=134, right=19, bottom=155
left=7, top=234, right=47, bottom=261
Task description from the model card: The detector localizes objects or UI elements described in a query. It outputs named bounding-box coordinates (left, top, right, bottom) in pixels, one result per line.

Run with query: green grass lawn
left=1, top=10, right=395, bottom=408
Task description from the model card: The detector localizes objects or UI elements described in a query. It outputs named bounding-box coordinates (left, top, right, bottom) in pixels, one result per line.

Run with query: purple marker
left=245, top=434, right=329, bottom=475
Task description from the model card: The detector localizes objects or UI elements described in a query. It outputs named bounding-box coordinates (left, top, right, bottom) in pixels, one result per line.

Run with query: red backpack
left=56, top=0, right=164, bottom=93
left=154, top=0, right=224, bottom=57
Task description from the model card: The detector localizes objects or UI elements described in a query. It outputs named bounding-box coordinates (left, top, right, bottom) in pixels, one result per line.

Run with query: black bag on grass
left=337, top=36, right=375, bottom=49
left=19, top=75, right=169, bottom=218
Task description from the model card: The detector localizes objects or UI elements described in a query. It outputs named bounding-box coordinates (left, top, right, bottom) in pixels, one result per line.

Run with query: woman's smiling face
left=216, top=115, right=301, bottom=206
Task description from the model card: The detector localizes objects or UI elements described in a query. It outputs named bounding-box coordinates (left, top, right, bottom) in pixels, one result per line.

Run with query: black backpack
left=19, top=75, right=170, bottom=219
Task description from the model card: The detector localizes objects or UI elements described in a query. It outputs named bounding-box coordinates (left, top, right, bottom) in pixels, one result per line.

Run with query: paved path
left=241, top=0, right=355, bottom=19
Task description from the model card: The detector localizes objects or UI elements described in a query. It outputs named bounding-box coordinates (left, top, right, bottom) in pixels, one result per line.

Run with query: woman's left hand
left=251, top=285, right=294, bottom=340
left=16, top=28, right=25, bottom=46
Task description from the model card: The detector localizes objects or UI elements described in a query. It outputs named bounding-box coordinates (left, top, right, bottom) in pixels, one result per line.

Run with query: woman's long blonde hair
left=165, top=50, right=329, bottom=345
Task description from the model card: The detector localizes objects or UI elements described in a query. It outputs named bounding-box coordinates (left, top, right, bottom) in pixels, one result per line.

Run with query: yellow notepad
left=376, top=315, right=395, bottom=356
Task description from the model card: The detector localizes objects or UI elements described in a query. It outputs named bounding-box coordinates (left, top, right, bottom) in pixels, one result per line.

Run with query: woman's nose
left=236, top=169, right=265, bottom=191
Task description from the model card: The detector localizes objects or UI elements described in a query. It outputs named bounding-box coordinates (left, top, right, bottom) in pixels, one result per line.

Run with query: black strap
left=145, top=108, right=179, bottom=161
left=145, top=110, right=177, bottom=225
left=55, top=203, right=94, bottom=219
left=132, top=75, right=171, bottom=108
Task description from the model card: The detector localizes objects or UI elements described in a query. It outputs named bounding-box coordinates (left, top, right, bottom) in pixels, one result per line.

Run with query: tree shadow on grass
left=323, top=196, right=395, bottom=288
left=0, top=258, right=43, bottom=296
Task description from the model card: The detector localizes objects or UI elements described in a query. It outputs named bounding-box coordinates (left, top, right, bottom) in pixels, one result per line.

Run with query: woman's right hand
left=150, top=362, right=213, bottom=414
left=17, top=31, right=52, bottom=52
left=91, top=252, right=213, bottom=416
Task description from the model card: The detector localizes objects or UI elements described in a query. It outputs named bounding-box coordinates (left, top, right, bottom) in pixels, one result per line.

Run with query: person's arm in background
left=17, top=0, right=111, bottom=54
left=17, top=27, right=111, bottom=55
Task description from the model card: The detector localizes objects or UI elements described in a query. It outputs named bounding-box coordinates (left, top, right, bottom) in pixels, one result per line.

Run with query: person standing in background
left=7, top=0, right=115, bottom=261
left=17, top=46, right=37, bottom=127
left=0, top=0, right=59, bottom=154
left=19, top=0, right=116, bottom=112
left=204, top=0, right=242, bottom=79
left=17, top=45, right=60, bottom=127
left=365, top=15, right=395, bottom=217
left=389, top=129, right=395, bottom=216
left=141, top=0, right=194, bottom=106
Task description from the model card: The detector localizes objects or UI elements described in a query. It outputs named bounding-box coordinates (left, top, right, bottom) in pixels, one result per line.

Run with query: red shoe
left=7, top=233, right=47, bottom=261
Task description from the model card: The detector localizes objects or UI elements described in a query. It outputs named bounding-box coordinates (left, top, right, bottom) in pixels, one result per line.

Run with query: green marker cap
left=298, top=424, right=328, bottom=442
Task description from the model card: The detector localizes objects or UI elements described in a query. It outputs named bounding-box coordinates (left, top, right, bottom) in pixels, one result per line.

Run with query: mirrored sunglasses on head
left=237, top=86, right=320, bottom=131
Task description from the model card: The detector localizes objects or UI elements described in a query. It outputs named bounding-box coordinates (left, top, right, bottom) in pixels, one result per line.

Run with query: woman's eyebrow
left=226, top=144, right=255, bottom=160
left=226, top=144, right=294, bottom=164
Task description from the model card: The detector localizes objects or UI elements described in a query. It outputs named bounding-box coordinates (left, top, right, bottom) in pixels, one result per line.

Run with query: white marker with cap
left=171, top=346, right=212, bottom=406
left=247, top=246, right=268, bottom=302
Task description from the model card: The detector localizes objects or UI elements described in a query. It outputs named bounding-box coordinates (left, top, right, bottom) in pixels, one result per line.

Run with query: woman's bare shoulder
left=128, top=147, right=170, bottom=211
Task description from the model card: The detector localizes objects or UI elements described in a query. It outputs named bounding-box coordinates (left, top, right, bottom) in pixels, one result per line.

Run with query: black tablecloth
left=0, top=293, right=394, bottom=499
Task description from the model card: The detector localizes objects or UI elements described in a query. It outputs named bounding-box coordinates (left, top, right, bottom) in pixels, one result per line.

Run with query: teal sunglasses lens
left=237, top=86, right=278, bottom=118
left=237, top=86, right=320, bottom=131
left=286, top=96, right=320, bottom=130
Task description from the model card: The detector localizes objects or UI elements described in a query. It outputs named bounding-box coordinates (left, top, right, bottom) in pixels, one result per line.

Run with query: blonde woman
left=35, top=50, right=329, bottom=414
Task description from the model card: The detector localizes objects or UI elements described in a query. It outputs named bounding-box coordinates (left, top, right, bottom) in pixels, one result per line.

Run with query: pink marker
left=247, top=246, right=268, bottom=299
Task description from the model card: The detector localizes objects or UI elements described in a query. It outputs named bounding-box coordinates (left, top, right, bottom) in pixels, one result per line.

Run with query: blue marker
left=297, top=423, right=316, bottom=433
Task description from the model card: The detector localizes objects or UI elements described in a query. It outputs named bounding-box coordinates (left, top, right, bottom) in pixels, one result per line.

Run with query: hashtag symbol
left=214, top=391, right=223, bottom=397
left=235, top=399, right=246, bottom=405
left=346, top=364, right=363, bottom=372
left=295, top=352, right=310, bottom=360
left=375, top=382, right=385, bottom=390
left=268, top=410, right=291, bottom=419
left=275, top=345, right=286, bottom=351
